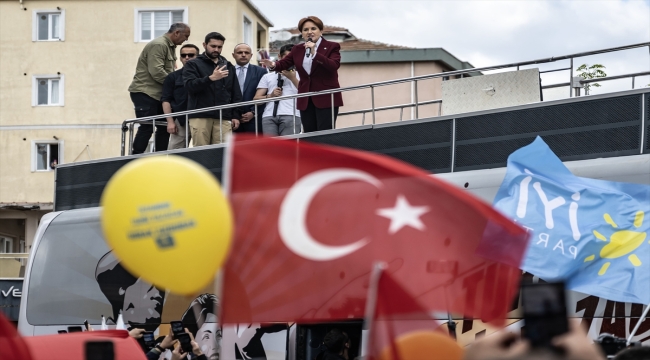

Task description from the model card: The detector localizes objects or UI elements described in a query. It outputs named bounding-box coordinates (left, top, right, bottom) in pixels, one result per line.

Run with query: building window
left=31, top=141, right=63, bottom=172
left=136, top=9, right=187, bottom=42
left=32, top=75, right=64, bottom=106
left=243, top=16, right=253, bottom=46
left=0, top=237, right=13, bottom=254
left=33, top=10, right=65, bottom=41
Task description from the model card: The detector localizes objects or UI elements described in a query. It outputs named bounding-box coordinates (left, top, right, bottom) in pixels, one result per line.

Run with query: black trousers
left=130, top=92, right=169, bottom=154
left=300, top=98, right=339, bottom=133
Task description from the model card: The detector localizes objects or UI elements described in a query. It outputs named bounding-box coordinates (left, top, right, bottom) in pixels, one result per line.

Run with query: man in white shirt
left=254, top=44, right=301, bottom=136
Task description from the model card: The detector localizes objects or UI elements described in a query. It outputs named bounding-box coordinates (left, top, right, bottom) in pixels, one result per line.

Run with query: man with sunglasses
left=161, top=44, right=199, bottom=150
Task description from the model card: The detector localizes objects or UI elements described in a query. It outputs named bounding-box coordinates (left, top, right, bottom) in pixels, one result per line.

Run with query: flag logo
left=493, top=136, right=650, bottom=304
left=585, top=211, right=647, bottom=276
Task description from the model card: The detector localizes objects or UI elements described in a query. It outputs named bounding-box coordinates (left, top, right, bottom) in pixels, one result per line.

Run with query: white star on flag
left=376, top=195, right=430, bottom=234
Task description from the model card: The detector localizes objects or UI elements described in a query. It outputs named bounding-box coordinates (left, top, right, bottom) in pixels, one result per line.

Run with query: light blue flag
left=493, top=137, right=650, bottom=304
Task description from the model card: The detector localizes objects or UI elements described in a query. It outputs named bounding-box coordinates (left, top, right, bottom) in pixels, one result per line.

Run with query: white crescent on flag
left=278, top=168, right=381, bottom=261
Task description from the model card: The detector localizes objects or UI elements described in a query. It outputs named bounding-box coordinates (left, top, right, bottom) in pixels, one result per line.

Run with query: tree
left=576, top=64, right=607, bottom=95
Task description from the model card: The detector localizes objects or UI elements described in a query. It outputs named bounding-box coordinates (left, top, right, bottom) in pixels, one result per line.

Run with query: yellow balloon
left=100, top=155, right=232, bottom=295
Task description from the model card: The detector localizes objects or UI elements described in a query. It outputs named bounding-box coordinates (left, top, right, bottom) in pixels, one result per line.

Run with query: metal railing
left=0, top=253, right=28, bottom=279
left=120, top=42, right=650, bottom=156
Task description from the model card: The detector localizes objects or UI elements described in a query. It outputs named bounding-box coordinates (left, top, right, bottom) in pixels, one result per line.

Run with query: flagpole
left=361, top=262, right=387, bottom=359
left=446, top=312, right=457, bottom=340
left=442, top=279, right=458, bottom=341
left=627, top=303, right=650, bottom=345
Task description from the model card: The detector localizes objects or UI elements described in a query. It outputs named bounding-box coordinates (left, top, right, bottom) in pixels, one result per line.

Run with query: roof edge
left=340, top=48, right=474, bottom=71
left=241, top=0, right=273, bottom=27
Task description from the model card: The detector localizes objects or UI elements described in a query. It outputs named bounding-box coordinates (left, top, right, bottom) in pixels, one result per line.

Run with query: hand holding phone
left=170, top=321, right=184, bottom=338
left=175, top=332, right=194, bottom=354
left=521, top=281, right=569, bottom=348
left=143, top=331, right=155, bottom=350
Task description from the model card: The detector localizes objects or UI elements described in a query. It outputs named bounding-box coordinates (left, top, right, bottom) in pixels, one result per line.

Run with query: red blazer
left=273, top=37, right=344, bottom=111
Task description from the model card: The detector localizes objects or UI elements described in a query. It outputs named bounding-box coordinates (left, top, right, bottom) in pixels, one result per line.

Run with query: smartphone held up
left=521, top=280, right=569, bottom=349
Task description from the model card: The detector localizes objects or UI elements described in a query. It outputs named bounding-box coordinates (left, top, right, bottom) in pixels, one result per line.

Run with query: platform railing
left=120, top=42, right=650, bottom=156
left=0, top=253, right=28, bottom=279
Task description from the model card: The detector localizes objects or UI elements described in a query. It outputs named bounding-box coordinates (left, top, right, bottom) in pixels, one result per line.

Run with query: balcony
left=0, top=253, right=28, bottom=279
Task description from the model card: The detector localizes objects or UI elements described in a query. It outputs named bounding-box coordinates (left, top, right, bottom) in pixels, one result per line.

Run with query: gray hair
left=168, top=23, right=189, bottom=33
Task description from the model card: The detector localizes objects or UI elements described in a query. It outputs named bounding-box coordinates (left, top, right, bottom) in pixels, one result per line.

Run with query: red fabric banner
left=369, top=270, right=461, bottom=360
left=0, top=312, right=32, bottom=360
left=221, top=136, right=529, bottom=325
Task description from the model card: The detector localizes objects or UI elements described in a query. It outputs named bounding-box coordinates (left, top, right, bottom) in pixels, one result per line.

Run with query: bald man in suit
left=232, top=43, right=268, bottom=133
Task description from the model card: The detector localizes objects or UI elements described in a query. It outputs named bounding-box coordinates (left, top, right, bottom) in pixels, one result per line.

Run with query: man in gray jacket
left=128, top=23, right=190, bottom=154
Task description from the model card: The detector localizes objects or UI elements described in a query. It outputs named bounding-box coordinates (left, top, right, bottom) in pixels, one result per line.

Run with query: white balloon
left=279, top=168, right=381, bottom=261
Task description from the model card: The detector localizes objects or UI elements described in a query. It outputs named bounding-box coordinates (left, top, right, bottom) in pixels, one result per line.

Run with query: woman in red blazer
left=260, top=16, right=343, bottom=133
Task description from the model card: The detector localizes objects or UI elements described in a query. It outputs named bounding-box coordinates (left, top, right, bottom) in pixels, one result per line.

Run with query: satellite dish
left=270, top=31, right=294, bottom=42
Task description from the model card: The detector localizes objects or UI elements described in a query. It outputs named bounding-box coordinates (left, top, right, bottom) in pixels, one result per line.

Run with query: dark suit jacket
left=272, top=37, right=343, bottom=111
left=235, top=64, right=268, bottom=133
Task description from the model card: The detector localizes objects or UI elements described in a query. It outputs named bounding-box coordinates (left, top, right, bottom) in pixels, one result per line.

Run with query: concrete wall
left=0, top=0, right=269, bottom=205
left=0, top=128, right=122, bottom=203
left=337, top=61, right=452, bottom=129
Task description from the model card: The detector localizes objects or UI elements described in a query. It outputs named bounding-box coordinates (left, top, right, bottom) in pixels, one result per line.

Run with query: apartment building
left=0, top=0, right=273, bottom=265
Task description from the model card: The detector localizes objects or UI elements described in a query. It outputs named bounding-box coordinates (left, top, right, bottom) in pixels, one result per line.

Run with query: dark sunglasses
left=180, top=53, right=196, bottom=58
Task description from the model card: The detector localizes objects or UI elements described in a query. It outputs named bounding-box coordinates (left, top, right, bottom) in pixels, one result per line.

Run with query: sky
left=252, top=0, right=650, bottom=98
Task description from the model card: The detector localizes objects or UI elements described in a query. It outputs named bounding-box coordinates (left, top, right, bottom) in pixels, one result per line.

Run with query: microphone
left=273, top=72, right=284, bottom=117
left=305, top=37, right=313, bottom=57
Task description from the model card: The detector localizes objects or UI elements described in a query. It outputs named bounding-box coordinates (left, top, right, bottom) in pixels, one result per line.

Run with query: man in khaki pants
left=183, top=32, right=242, bottom=146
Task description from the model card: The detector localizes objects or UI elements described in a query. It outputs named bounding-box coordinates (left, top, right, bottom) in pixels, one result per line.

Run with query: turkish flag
left=368, top=270, right=461, bottom=360
left=221, top=136, right=529, bottom=325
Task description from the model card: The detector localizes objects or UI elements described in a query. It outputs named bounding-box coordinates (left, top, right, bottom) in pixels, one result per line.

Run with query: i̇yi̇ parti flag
left=221, top=135, right=529, bottom=324
left=493, top=136, right=650, bottom=304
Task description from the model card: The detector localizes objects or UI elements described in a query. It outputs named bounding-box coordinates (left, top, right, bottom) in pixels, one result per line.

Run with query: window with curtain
left=138, top=10, right=184, bottom=42
left=36, top=12, right=62, bottom=41
left=34, top=77, right=62, bottom=106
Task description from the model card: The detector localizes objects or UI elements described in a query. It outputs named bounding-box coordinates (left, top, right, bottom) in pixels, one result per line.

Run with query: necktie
left=238, top=67, right=246, bottom=94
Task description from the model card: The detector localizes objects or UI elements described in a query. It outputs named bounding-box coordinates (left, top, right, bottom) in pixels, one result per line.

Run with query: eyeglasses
left=180, top=53, right=196, bottom=58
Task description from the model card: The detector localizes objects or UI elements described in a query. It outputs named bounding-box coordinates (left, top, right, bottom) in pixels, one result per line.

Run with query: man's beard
left=207, top=51, right=220, bottom=59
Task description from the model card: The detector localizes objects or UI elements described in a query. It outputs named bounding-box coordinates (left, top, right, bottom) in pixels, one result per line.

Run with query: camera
left=595, top=333, right=629, bottom=356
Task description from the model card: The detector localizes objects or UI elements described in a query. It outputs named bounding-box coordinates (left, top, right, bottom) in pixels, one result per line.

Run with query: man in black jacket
left=162, top=43, right=199, bottom=149
left=183, top=32, right=241, bottom=146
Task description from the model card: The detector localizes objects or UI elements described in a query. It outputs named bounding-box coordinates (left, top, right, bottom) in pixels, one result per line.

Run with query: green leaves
left=576, top=63, right=607, bottom=95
